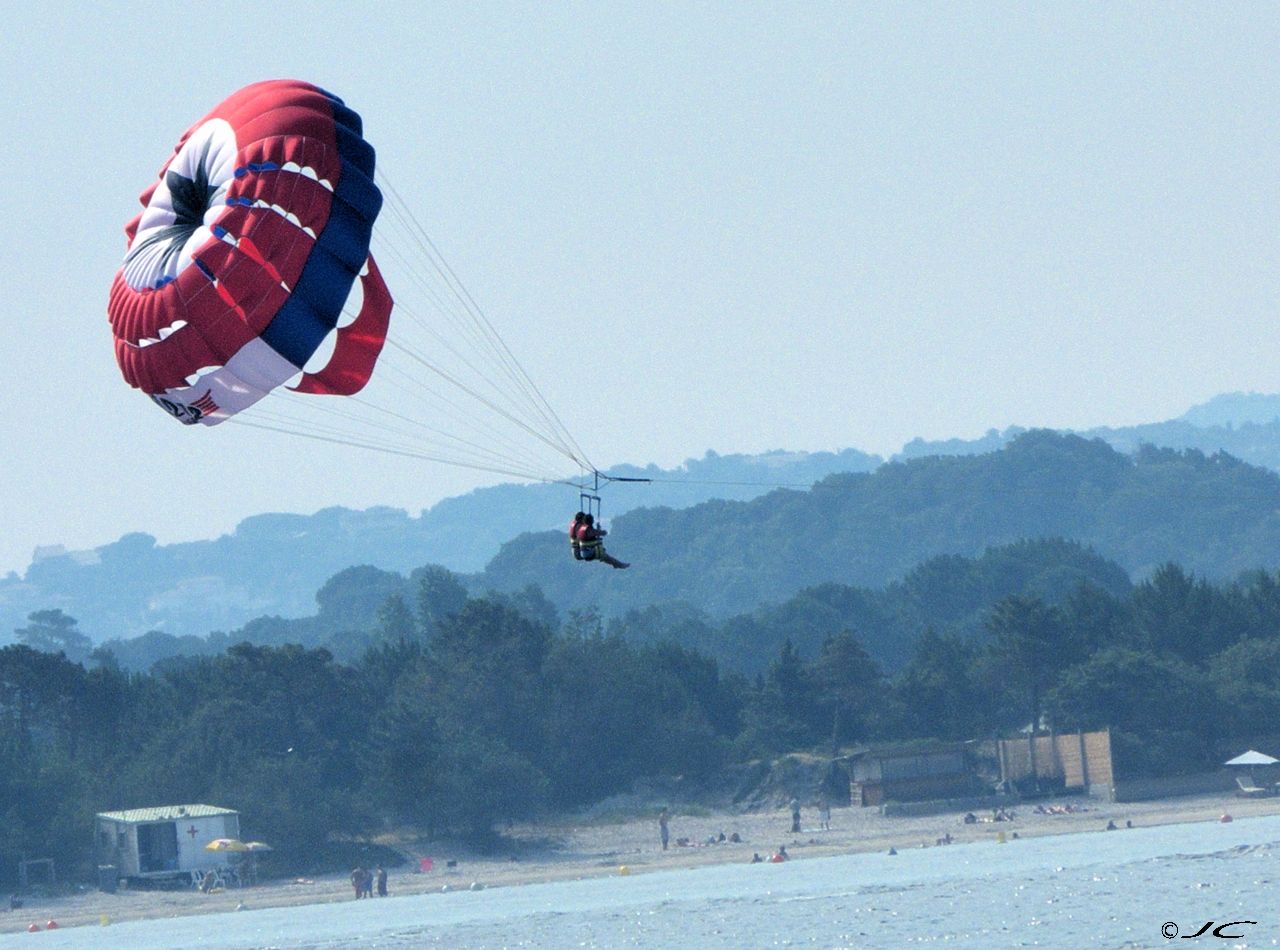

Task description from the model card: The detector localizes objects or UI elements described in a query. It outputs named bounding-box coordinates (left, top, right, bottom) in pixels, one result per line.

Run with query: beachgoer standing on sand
left=351, top=867, right=364, bottom=899
left=659, top=808, right=670, bottom=851
left=376, top=865, right=387, bottom=896
left=790, top=797, right=801, bottom=833
left=818, top=796, right=831, bottom=831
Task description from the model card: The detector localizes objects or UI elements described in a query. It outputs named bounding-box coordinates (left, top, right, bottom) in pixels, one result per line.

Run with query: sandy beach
left=7, top=791, right=1279, bottom=935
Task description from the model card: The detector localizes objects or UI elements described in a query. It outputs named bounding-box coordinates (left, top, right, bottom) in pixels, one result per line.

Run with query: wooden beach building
left=845, top=744, right=979, bottom=806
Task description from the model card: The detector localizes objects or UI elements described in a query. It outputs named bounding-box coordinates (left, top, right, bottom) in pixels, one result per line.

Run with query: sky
left=0, top=2, right=1276, bottom=577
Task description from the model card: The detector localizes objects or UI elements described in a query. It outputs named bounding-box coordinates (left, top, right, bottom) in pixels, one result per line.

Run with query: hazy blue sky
left=0, top=2, right=1275, bottom=576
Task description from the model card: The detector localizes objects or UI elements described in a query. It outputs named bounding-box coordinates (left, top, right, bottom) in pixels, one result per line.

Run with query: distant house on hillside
left=844, top=744, right=979, bottom=806
left=95, top=804, right=240, bottom=882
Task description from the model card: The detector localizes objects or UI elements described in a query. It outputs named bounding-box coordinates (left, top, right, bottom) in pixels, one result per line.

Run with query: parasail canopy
left=107, top=79, right=390, bottom=426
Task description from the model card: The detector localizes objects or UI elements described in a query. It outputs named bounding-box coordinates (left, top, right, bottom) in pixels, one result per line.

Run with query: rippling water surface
left=21, top=814, right=1280, bottom=949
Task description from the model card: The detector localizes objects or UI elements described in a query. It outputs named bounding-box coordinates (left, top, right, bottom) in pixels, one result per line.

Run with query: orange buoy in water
left=26, top=923, right=40, bottom=932
left=1220, top=813, right=1233, bottom=823
left=45, top=920, right=58, bottom=929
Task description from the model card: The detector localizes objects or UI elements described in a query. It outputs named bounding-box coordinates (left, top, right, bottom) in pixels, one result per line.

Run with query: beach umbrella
left=1225, top=750, right=1279, bottom=787
left=204, top=838, right=250, bottom=853
left=240, top=841, right=272, bottom=885
left=1224, top=750, right=1279, bottom=767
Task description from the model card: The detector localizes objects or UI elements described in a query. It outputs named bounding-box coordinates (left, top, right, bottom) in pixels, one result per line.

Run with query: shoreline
left=7, top=791, right=1280, bottom=935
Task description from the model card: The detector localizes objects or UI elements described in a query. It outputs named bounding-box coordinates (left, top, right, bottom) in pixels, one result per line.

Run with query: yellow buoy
left=619, top=865, right=631, bottom=876
left=996, top=831, right=1006, bottom=843
left=99, top=915, right=111, bottom=926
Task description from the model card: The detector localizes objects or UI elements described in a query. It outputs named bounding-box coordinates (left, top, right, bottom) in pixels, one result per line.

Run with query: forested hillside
left=12, top=430, right=1280, bottom=647
left=75, top=538, right=1126, bottom=677
left=481, top=431, right=1280, bottom=617
left=13, top=393, right=1280, bottom=646
left=899, top=392, right=1280, bottom=469
left=0, top=448, right=876, bottom=644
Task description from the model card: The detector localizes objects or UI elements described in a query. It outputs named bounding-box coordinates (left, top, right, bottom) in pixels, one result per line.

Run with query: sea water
left=16, top=814, right=1280, bottom=949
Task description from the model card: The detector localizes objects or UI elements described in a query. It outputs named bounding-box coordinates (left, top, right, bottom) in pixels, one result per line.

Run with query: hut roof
left=96, top=804, right=238, bottom=824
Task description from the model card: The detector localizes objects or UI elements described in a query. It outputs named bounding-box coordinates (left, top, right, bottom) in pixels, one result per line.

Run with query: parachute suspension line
left=375, top=181, right=583, bottom=463
left=385, top=336, right=590, bottom=471
left=375, top=168, right=594, bottom=471
left=372, top=199, right=588, bottom=469
left=229, top=416, right=581, bottom=484
left=238, top=385, right=573, bottom=482
left=370, top=213, right=586, bottom=471
left=232, top=402, right=545, bottom=479
left=380, top=292, right=584, bottom=467
left=241, top=361, right=571, bottom=483
left=365, top=239, right=519, bottom=399
left=252, top=387, right=566, bottom=483
left=312, top=286, right=574, bottom=478
left=344, top=393, right=567, bottom=482
left=365, top=362, right=566, bottom=479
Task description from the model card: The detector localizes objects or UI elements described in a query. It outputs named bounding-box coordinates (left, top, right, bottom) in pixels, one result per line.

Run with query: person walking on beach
left=790, top=797, right=801, bottom=834
left=818, top=796, right=831, bottom=831
left=659, top=808, right=670, bottom=851
left=376, top=865, right=387, bottom=896
left=351, top=867, right=364, bottom=899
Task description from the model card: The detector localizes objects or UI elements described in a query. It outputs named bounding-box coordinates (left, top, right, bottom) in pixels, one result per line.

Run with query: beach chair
left=1235, top=775, right=1270, bottom=798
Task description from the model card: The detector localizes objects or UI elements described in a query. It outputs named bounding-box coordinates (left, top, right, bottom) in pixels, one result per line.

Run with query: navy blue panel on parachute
left=332, top=111, right=376, bottom=177
left=258, top=99, right=381, bottom=369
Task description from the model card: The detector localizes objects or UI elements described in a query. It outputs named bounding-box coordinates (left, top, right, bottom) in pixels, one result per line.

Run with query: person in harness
left=573, top=513, right=629, bottom=569
left=569, top=511, right=587, bottom=560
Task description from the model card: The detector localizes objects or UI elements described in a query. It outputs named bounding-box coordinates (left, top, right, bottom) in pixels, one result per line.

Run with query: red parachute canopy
left=107, top=79, right=391, bottom=425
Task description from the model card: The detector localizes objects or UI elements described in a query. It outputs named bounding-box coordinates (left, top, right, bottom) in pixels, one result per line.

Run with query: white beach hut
left=95, top=804, right=241, bottom=883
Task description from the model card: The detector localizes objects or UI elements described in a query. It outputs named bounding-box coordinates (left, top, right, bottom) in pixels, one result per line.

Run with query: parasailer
left=575, top=513, right=629, bottom=570
left=567, top=475, right=644, bottom=567
left=107, top=79, right=390, bottom=425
